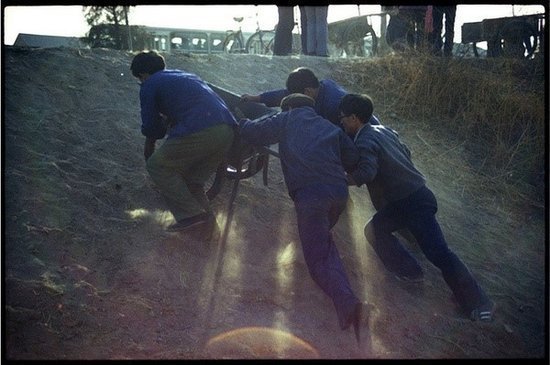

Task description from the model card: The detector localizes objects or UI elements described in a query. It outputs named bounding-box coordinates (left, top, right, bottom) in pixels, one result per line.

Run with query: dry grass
left=333, top=54, right=545, bottom=206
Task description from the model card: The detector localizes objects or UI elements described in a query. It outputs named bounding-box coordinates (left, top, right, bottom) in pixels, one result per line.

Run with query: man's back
left=240, top=106, right=358, bottom=197
left=352, top=124, right=425, bottom=203
left=140, top=69, right=236, bottom=138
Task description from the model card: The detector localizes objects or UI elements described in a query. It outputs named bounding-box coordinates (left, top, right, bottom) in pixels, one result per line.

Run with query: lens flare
left=204, top=326, right=319, bottom=359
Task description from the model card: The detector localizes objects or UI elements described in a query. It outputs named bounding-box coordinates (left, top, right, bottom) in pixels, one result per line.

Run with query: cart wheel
left=246, top=30, right=275, bottom=55
left=206, top=150, right=268, bottom=200
left=498, top=20, right=538, bottom=59
left=223, top=33, right=245, bottom=53
left=226, top=151, right=267, bottom=180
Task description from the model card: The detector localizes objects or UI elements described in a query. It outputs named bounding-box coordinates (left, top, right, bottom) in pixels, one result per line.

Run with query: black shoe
left=167, top=212, right=213, bottom=232
left=470, top=300, right=495, bottom=322
left=343, top=302, right=370, bottom=345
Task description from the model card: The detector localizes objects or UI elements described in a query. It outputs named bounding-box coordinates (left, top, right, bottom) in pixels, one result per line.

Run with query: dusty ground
left=3, top=47, right=547, bottom=360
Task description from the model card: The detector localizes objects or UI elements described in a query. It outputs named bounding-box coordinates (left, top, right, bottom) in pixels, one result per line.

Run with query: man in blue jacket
left=241, top=67, right=380, bottom=127
left=130, top=51, right=237, bottom=233
left=339, top=93, right=495, bottom=322
left=240, top=93, right=368, bottom=344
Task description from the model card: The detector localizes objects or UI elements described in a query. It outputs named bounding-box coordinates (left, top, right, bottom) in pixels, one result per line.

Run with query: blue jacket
left=240, top=106, right=359, bottom=199
left=350, top=123, right=426, bottom=205
left=139, top=69, right=237, bottom=140
left=258, top=79, right=381, bottom=126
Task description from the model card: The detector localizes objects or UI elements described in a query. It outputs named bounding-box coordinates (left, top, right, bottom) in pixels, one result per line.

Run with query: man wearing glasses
left=339, top=93, right=495, bottom=322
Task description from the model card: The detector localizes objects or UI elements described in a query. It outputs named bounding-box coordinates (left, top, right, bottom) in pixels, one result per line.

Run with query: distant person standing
left=431, top=5, right=457, bottom=57
left=304, top=6, right=329, bottom=57
left=273, top=6, right=295, bottom=56
left=299, top=5, right=308, bottom=55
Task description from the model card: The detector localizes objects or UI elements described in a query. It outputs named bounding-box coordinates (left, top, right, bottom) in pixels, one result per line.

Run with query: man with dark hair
left=339, top=93, right=495, bottom=322
left=241, top=67, right=380, bottom=126
left=240, top=93, right=368, bottom=344
left=130, top=51, right=237, bottom=233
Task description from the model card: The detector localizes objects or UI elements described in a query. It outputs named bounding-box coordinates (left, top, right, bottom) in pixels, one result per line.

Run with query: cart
left=461, top=13, right=545, bottom=58
left=206, top=83, right=279, bottom=201
left=328, top=15, right=379, bottom=57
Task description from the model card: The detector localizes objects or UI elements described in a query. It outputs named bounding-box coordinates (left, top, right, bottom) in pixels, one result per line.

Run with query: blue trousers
left=304, top=6, right=329, bottom=56
left=368, top=185, right=490, bottom=313
left=293, top=183, right=360, bottom=329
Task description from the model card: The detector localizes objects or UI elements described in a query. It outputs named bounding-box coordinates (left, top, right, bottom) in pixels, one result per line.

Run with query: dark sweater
left=240, top=106, right=359, bottom=198
left=350, top=123, right=426, bottom=205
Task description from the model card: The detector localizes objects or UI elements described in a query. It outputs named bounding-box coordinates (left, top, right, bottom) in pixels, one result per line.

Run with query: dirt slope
left=3, top=47, right=547, bottom=359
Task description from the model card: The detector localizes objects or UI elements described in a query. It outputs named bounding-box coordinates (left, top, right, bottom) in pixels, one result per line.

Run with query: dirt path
left=3, top=47, right=546, bottom=359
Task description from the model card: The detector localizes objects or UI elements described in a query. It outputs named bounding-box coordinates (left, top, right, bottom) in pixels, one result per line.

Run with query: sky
left=2, top=4, right=546, bottom=46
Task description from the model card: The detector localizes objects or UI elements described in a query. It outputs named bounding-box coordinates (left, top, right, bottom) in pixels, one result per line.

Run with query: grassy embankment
left=334, top=54, right=545, bottom=209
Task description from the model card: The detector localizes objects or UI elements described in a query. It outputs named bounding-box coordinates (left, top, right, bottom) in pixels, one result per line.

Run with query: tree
left=86, top=24, right=149, bottom=50
left=83, top=6, right=132, bottom=50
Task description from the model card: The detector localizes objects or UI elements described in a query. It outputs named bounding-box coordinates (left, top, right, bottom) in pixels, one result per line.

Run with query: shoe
left=343, top=302, right=370, bottom=345
left=470, top=300, right=495, bottom=322
left=394, top=272, right=424, bottom=283
left=167, top=212, right=213, bottom=232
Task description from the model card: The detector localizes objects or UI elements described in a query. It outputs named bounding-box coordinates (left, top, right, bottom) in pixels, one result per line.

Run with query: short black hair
left=130, top=51, right=166, bottom=77
left=286, top=67, right=320, bottom=94
left=280, top=93, right=315, bottom=111
left=339, top=94, right=374, bottom=123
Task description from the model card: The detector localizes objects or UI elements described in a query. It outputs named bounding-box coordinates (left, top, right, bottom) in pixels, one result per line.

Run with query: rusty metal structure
left=205, top=83, right=279, bottom=201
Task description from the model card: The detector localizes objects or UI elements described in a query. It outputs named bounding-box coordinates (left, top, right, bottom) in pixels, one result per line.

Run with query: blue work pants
left=293, top=183, right=361, bottom=329
left=369, top=185, right=490, bottom=313
left=304, top=6, right=329, bottom=56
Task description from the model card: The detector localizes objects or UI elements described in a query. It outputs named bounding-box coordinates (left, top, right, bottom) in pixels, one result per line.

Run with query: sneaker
left=470, top=300, right=495, bottom=322
left=167, top=212, right=213, bottom=232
